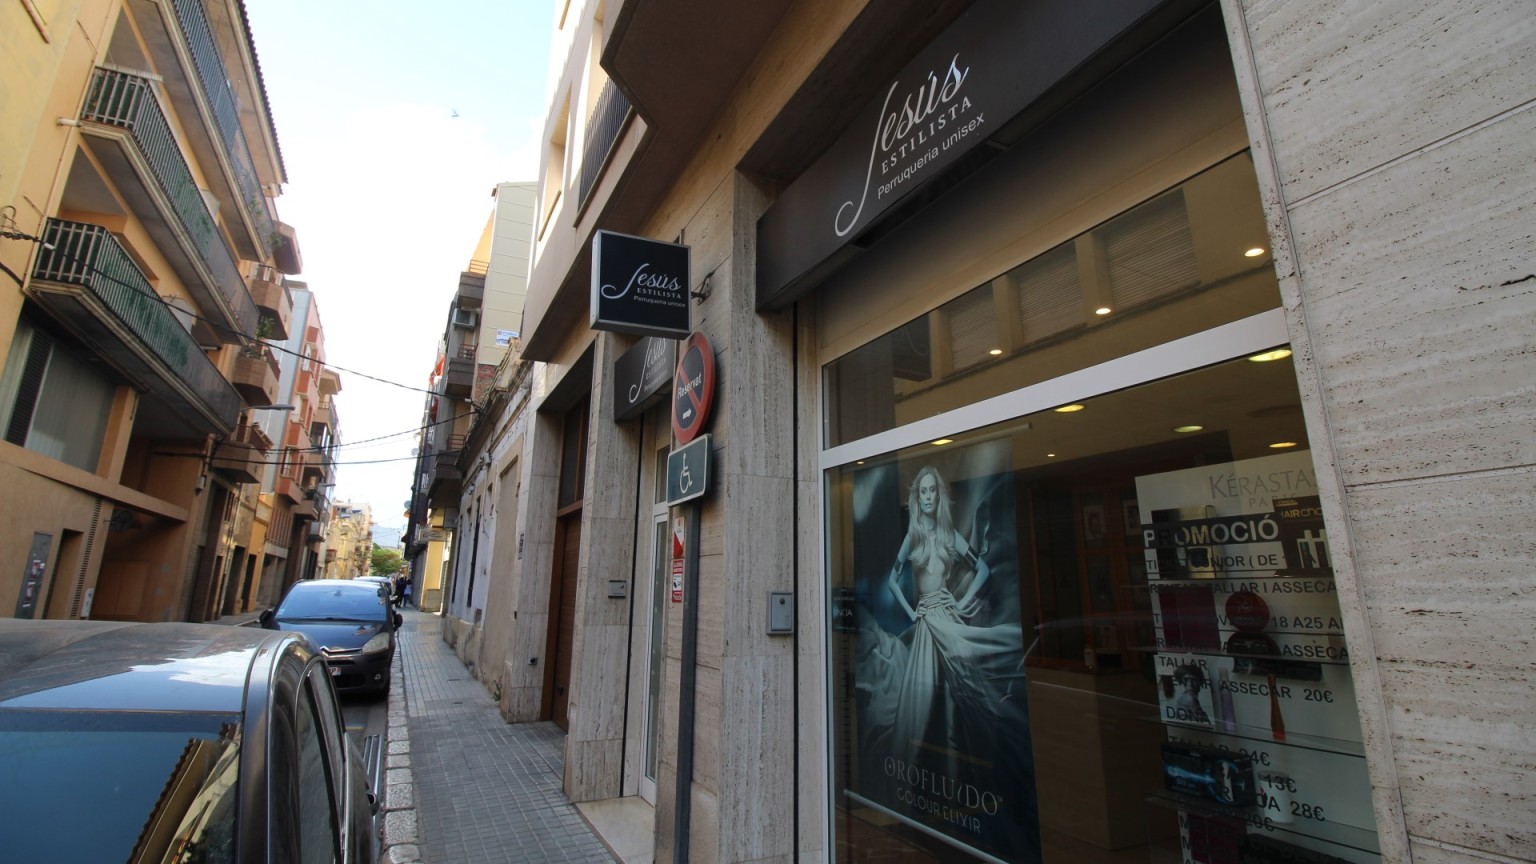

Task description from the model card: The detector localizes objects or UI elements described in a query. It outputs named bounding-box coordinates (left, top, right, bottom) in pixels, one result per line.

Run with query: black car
left=0, top=619, right=379, bottom=863
left=263, top=580, right=401, bottom=697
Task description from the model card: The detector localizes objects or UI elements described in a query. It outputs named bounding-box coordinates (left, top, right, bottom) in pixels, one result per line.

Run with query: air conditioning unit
left=451, top=308, right=477, bottom=329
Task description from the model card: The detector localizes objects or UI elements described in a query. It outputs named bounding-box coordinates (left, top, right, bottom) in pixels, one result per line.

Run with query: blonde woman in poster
left=850, top=453, right=1039, bottom=859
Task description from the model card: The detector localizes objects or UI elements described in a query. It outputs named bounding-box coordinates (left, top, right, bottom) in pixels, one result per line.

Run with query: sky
left=243, top=2, right=554, bottom=547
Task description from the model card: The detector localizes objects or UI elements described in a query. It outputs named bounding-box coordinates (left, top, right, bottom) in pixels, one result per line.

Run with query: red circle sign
left=672, top=331, right=716, bottom=444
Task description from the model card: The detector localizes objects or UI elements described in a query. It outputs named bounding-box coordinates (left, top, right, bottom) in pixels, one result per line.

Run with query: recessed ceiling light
left=1173, top=425, right=1204, bottom=433
left=1094, top=306, right=1112, bottom=316
left=989, top=348, right=1003, bottom=356
left=931, top=438, right=953, bottom=446
left=1053, top=404, right=1085, bottom=413
left=1245, top=247, right=1267, bottom=257
left=1046, top=453, right=1057, bottom=458
left=1268, top=441, right=1298, bottom=449
left=1248, top=348, right=1293, bottom=362
left=856, top=460, right=864, bottom=465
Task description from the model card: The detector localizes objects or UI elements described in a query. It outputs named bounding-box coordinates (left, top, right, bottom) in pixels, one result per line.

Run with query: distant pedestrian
left=402, top=580, right=413, bottom=608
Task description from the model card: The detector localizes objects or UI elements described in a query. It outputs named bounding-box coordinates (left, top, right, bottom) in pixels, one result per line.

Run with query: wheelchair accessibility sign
left=666, top=434, right=711, bottom=506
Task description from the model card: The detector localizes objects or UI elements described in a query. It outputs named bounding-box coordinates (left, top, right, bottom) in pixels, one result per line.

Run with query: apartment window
left=0, top=318, right=113, bottom=471
left=540, top=95, right=571, bottom=239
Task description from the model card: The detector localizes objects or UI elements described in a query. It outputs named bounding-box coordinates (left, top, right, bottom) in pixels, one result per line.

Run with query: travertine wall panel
left=1242, top=0, right=1536, bottom=202
left=695, top=663, right=723, bottom=793
left=721, top=653, right=794, bottom=861
left=1285, top=110, right=1536, bottom=487
left=1348, top=473, right=1535, bottom=667
left=1378, top=661, right=1535, bottom=857
left=724, top=473, right=796, bottom=655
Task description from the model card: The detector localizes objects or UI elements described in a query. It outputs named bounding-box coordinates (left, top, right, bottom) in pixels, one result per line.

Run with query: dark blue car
left=0, top=619, right=380, bottom=863
left=263, top=580, right=401, bottom=698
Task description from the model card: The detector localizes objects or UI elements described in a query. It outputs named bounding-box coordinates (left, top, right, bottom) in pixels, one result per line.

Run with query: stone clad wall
left=1224, top=1, right=1536, bottom=859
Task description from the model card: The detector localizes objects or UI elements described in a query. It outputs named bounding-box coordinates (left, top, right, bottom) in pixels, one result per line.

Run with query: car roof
left=287, top=579, right=383, bottom=593
left=0, top=620, right=296, bottom=714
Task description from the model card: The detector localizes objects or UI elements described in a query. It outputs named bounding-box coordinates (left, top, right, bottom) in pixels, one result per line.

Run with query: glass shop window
left=824, top=153, right=1279, bottom=449
left=826, top=354, right=1381, bottom=864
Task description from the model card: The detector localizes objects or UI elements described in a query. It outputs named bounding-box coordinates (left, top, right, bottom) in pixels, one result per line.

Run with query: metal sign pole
left=673, top=498, right=701, bottom=863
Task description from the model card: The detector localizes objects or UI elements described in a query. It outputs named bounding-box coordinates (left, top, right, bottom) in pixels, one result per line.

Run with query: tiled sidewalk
left=382, top=608, right=616, bottom=864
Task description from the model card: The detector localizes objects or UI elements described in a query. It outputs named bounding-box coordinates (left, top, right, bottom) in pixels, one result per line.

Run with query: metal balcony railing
left=82, top=67, right=257, bottom=336
left=165, top=0, right=276, bottom=256
left=32, top=219, right=242, bottom=425
left=578, top=79, right=632, bottom=208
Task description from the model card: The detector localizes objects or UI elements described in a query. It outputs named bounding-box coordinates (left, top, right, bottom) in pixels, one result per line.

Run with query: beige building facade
left=0, top=0, right=320, bottom=624
left=444, top=1, right=1532, bottom=863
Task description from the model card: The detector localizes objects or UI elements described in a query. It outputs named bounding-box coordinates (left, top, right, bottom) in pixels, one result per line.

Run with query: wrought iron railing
left=165, top=0, right=276, bottom=256
left=82, top=67, right=256, bottom=336
left=578, top=79, right=632, bottom=208
left=32, top=219, right=242, bottom=425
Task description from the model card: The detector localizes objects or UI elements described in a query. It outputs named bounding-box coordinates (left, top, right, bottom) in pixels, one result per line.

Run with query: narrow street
left=375, top=609, right=625, bottom=864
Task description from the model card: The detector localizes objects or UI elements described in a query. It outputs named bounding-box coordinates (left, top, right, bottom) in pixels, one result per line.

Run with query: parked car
left=262, top=580, right=402, bottom=697
left=0, top=619, right=379, bottom=863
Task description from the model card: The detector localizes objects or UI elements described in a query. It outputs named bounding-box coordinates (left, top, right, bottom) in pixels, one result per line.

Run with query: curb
left=380, top=648, right=419, bottom=863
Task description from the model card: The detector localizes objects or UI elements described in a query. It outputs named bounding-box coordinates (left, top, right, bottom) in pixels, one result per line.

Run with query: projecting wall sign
left=591, top=230, right=691, bottom=338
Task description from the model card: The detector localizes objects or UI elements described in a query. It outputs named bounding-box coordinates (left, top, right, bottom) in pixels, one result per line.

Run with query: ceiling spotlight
left=1268, top=441, right=1298, bottom=449
left=1245, top=247, right=1267, bottom=258
left=1094, top=306, right=1112, bottom=316
left=931, top=438, right=954, bottom=446
left=1173, top=425, right=1204, bottom=433
left=1248, top=348, right=1293, bottom=362
left=1046, top=453, right=1057, bottom=458
left=989, top=348, right=1003, bottom=356
left=1053, top=404, right=1085, bottom=413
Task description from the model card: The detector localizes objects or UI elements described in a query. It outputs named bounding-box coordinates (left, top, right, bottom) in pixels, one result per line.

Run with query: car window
left=296, top=677, right=341, bottom=863
left=1, top=709, right=241, bottom=862
left=277, top=584, right=389, bottom=622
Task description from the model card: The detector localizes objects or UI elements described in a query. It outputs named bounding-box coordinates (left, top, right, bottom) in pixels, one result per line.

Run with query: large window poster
left=844, top=439, right=1041, bottom=863
left=1136, top=450, right=1381, bottom=863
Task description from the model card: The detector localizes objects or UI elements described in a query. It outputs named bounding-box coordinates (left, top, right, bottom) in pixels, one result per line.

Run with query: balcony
left=456, top=271, right=484, bottom=310
left=443, top=344, right=476, bottom=399
left=209, top=422, right=271, bottom=484
left=427, top=435, right=465, bottom=505
left=78, top=67, right=257, bottom=338
left=578, top=80, right=633, bottom=210
left=318, top=367, right=342, bottom=397
left=248, top=266, right=292, bottom=339
left=302, top=452, right=325, bottom=483
left=134, top=0, right=277, bottom=261
left=30, top=220, right=242, bottom=436
left=230, top=346, right=280, bottom=406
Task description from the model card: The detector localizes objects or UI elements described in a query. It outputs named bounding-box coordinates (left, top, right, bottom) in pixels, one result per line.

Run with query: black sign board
left=591, top=229, right=691, bottom=338
left=755, top=0, right=1163, bottom=309
left=671, top=332, right=716, bottom=445
left=613, top=336, right=676, bottom=421
left=666, top=434, right=711, bottom=506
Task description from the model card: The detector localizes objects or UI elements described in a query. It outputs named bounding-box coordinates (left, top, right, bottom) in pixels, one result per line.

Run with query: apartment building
left=444, top=1, right=1532, bottom=863
left=324, top=501, right=373, bottom=581
left=0, top=0, right=312, bottom=623
left=404, top=183, right=536, bottom=617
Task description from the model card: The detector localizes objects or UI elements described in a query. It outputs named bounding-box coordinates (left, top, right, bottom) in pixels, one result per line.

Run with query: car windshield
left=0, top=709, right=241, bottom=862
left=278, top=583, right=388, bottom=622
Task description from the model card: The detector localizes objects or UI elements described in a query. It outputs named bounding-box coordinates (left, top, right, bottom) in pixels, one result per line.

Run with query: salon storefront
left=518, top=0, right=1528, bottom=860
left=771, top=3, right=1385, bottom=862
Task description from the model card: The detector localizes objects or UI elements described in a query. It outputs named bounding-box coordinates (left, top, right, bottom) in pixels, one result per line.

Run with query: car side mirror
left=258, top=608, right=276, bottom=629
left=394, top=612, right=403, bottom=629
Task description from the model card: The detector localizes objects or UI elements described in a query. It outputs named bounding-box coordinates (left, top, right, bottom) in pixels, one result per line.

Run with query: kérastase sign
left=591, top=230, right=691, bottom=338
left=755, top=0, right=1163, bottom=310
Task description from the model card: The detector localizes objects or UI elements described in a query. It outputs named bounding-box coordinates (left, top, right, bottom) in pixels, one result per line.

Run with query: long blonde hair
left=905, top=465, right=956, bottom=569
